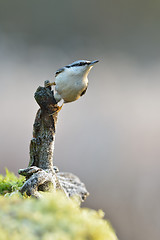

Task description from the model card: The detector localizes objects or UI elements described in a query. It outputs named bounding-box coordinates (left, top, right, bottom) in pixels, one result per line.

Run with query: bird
left=47, top=60, right=99, bottom=104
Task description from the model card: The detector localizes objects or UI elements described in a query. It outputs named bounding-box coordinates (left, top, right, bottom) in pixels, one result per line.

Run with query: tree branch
left=19, top=81, right=89, bottom=201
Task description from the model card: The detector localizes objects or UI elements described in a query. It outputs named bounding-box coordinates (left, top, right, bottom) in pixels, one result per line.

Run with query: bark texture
left=19, top=81, right=89, bottom=201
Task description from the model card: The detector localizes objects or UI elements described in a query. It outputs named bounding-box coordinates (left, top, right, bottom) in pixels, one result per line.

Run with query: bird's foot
left=45, top=81, right=56, bottom=88
left=55, top=104, right=63, bottom=113
left=49, top=104, right=64, bottom=116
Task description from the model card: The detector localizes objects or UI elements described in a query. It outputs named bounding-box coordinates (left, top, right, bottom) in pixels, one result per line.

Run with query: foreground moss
left=0, top=169, right=24, bottom=195
left=0, top=171, right=117, bottom=240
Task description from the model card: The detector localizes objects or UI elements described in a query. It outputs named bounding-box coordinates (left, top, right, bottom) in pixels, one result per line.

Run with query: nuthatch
left=47, top=60, right=99, bottom=103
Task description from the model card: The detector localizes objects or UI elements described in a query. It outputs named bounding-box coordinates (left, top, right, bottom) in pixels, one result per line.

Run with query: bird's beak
left=89, top=60, right=99, bottom=66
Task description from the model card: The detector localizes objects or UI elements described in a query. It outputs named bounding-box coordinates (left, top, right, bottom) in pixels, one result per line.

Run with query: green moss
left=0, top=170, right=118, bottom=240
left=0, top=169, right=25, bottom=195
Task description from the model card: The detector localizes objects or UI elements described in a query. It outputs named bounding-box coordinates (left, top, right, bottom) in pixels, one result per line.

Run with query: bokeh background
left=0, top=1, right=160, bottom=239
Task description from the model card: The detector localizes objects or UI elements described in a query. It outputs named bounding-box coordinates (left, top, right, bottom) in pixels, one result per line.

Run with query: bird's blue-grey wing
left=55, top=68, right=64, bottom=77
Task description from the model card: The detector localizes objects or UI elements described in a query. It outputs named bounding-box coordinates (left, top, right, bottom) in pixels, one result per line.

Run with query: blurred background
left=0, top=0, right=160, bottom=239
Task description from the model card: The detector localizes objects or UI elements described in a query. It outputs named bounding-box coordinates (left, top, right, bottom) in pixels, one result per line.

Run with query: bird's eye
left=79, top=62, right=86, bottom=66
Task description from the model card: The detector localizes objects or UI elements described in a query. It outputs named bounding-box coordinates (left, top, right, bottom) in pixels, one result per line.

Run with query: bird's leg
left=55, top=104, right=64, bottom=113
left=45, top=82, right=56, bottom=87
left=44, top=81, right=64, bottom=116
left=54, top=99, right=64, bottom=114
left=49, top=103, right=64, bottom=116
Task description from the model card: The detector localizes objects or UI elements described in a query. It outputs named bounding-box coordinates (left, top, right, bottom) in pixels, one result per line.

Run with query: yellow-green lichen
left=0, top=170, right=118, bottom=240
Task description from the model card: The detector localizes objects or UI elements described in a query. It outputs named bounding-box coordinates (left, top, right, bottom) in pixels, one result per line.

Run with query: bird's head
left=66, top=59, right=99, bottom=76
left=55, top=60, right=99, bottom=78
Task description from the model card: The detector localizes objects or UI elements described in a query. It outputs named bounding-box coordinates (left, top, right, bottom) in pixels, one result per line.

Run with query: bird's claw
left=45, top=82, right=56, bottom=88
left=49, top=104, right=63, bottom=116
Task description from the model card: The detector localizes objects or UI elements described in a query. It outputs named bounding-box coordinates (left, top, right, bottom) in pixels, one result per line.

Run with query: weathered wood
left=29, top=83, right=58, bottom=172
left=19, top=81, right=89, bottom=201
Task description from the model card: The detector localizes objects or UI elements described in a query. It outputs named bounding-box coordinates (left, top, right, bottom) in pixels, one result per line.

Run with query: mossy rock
left=0, top=170, right=118, bottom=240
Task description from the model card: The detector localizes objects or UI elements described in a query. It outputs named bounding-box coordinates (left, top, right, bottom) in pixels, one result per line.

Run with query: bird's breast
left=55, top=74, right=88, bottom=102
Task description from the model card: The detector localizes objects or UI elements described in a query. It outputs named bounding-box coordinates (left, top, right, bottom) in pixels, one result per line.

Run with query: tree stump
left=19, top=81, right=89, bottom=202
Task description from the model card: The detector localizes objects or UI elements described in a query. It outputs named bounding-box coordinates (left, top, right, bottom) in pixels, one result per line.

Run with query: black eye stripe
left=65, top=62, right=90, bottom=68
